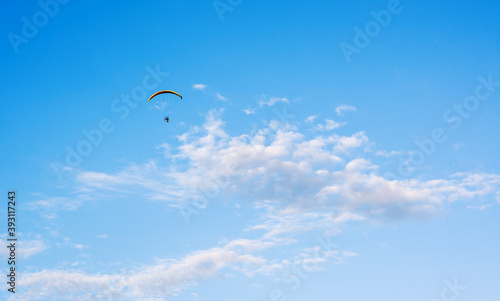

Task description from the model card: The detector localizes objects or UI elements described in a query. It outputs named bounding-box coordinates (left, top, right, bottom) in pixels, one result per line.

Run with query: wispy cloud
left=0, top=239, right=48, bottom=259
left=215, top=92, right=227, bottom=101
left=466, top=204, right=493, bottom=211
left=315, top=119, right=343, bottom=131
left=14, top=227, right=357, bottom=300
left=243, top=107, right=256, bottom=115
left=192, top=84, right=207, bottom=91
left=153, top=100, right=168, bottom=112
left=71, top=110, right=500, bottom=223
left=26, top=196, right=85, bottom=215
left=374, top=150, right=404, bottom=157
left=305, top=115, right=317, bottom=123
left=21, top=109, right=500, bottom=300
left=335, top=105, right=356, bottom=116
left=258, top=96, right=289, bottom=107
left=14, top=234, right=317, bottom=300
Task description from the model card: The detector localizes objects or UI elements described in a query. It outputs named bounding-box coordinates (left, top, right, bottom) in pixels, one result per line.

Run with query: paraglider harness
left=164, top=116, right=169, bottom=123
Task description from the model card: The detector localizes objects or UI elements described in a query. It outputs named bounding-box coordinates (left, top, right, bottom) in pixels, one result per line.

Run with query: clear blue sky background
left=1, top=0, right=499, bottom=300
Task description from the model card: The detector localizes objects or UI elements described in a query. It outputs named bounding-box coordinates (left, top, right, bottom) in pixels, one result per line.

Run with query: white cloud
left=243, top=107, right=256, bottom=115
left=24, top=110, right=500, bottom=300
left=215, top=92, right=227, bottom=101
left=0, top=239, right=48, bottom=259
left=14, top=233, right=351, bottom=300
left=332, top=132, right=369, bottom=154
left=26, top=196, right=84, bottom=214
left=248, top=210, right=362, bottom=239
left=305, top=115, right=317, bottom=123
left=258, top=96, right=289, bottom=107
left=224, top=239, right=282, bottom=253
left=315, top=119, right=343, bottom=131
left=14, top=236, right=285, bottom=300
left=17, top=270, right=126, bottom=301
left=293, top=136, right=343, bottom=164
left=290, top=245, right=357, bottom=270
left=335, top=105, right=356, bottom=116
left=374, top=150, right=404, bottom=157
left=71, top=111, right=500, bottom=223
left=127, top=247, right=265, bottom=298
left=466, top=204, right=493, bottom=210
left=73, top=244, right=85, bottom=250
left=157, top=142, right=172, bottom=158
left=192, top=84, right=207, bottom=91
left=14, top=228, right=355, bottom=300
left=153, top=100, right=168, bottom=112
left=77, top=172, right=127, bottom=190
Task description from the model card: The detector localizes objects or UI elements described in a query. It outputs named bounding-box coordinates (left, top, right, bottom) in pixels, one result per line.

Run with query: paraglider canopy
left=148, top=90, right=182, bottom=124
left=148, top=90, right=182, bottom=102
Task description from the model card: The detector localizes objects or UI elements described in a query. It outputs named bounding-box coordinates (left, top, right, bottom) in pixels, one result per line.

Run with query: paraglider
left=148, top=90, right=182, bottom=123
left=148, top=90, right=182, bottom=102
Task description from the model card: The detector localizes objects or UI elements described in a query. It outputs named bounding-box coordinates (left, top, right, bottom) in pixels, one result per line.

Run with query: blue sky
left=1, top=0, right=499, bottom=300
